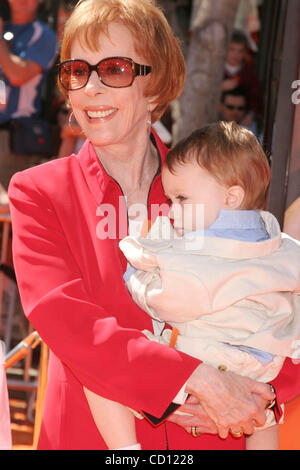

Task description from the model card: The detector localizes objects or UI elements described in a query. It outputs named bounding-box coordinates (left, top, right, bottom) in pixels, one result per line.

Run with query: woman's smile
left=84, top=106, right=118, bottom=122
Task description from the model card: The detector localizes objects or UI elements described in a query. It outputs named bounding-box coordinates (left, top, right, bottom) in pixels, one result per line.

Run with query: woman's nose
left=84, top=71, right=105, bottom=95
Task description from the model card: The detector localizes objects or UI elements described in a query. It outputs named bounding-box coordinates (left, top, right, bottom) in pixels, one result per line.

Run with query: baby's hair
left=164, top=122, right=270, bottom=210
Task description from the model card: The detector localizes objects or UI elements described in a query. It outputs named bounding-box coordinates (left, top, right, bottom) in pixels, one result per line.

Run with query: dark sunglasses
left=224, top=104, right=246, bottom=111
left=58, top=56, right=151, bottom=91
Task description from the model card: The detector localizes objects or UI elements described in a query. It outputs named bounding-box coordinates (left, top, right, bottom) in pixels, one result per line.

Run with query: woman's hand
left=167, top=395, right=218, bottom=435
left=184, top=363, right=275, bottom=439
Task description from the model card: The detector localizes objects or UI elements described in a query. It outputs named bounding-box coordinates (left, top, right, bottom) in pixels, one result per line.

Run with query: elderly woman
left=8, top=0, right=300, bottom=450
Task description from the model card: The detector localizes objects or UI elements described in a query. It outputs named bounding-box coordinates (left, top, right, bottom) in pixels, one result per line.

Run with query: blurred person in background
left=219, top=87, right=261, bottom=138
left=0, top=0, right=57, bottom=126
left=221, top=29, right=263, bottom=130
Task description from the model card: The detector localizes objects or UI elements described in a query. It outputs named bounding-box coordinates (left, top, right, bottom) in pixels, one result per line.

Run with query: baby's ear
left=225, top=185, right=245, bottom=209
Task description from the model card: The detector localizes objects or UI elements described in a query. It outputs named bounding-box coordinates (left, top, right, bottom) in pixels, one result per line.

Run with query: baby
left=84, top=122, right=300, bottom=450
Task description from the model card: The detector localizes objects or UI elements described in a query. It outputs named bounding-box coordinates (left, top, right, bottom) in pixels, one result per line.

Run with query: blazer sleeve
left=271, top=358, right=300, bottom=407
left=8, top=171, right=200, bottom=419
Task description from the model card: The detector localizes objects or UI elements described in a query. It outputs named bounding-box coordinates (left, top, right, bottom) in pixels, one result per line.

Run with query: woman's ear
left=225, top=185, right=245, bottom=209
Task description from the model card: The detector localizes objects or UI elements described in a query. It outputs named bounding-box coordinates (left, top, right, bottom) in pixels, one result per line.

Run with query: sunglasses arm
left=135, top=64, right=151, bottom=76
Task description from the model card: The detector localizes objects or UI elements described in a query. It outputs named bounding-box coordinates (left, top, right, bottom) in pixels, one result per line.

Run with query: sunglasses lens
left=99, top=58, right=133, bottom=87
left=60, top=61, right=89, bottom=90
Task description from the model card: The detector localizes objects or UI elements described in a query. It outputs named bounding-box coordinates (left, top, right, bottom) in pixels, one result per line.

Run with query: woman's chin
left=82, top=127, right=118, bottom=148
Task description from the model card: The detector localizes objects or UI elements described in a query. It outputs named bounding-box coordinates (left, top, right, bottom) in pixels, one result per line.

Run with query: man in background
left=219, top=87, right=261, bottom=139
left=0, top=0, right=57, bottom=125
left=221, top=29, right=263, bottom=130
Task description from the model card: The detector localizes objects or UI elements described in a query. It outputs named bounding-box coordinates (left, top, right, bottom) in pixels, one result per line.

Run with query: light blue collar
left=186, top=210, right=270, bottom=242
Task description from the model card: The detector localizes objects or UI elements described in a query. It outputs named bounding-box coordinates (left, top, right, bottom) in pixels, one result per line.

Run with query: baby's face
left=162, top=161, right=227, bottom=236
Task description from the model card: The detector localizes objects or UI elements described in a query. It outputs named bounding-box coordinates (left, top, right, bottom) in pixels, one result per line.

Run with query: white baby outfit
left=120, top=212, right=300, bottom=385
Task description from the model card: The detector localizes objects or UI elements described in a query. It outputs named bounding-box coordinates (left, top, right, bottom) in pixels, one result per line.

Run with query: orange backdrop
left=279, top=395, right=300, bottom=449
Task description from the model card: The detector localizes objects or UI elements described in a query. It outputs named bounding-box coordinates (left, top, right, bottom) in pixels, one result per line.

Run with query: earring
left=68, top=111, right=83, bottom=135
left=147, top=109, right=152, bottom=136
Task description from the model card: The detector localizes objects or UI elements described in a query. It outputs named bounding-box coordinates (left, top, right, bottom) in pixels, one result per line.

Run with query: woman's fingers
left=217, top=426, right=229, bottom=439
left=217, top=418, right=256, bottom=440
left=167, top=400, right=218, bottom=434
left=249, top=393, right=271, bottom=427
left=181, top=363, right=274, bottom=440
left=185, top=363, right=268, bottom=435
left=249, top=379, right=275, bottom=402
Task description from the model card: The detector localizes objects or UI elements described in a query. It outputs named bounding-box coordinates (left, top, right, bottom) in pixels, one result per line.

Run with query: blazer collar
left=76, top=130, right=166, bottom=206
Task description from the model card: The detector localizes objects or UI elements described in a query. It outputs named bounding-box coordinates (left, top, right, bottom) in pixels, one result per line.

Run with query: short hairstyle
left=164, top=122, right=270, bottom=210
left=221, top=86, right=247, bottom=104
left=59, top=0, right=185, bottom=123
left=230, top=29, right=249, bottom=48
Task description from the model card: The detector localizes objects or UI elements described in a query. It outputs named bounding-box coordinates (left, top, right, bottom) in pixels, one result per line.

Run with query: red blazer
left=8, top=132, right=300, bottom=450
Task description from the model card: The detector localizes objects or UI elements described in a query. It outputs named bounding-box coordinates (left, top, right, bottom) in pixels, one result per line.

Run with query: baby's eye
left=177, top=195, right=187, bottom=202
